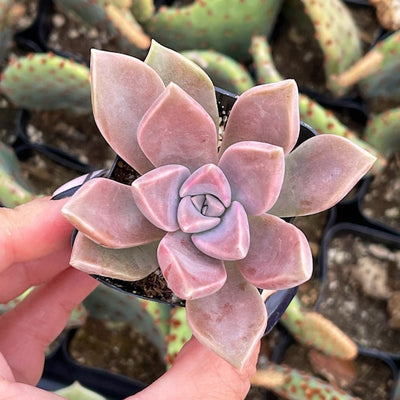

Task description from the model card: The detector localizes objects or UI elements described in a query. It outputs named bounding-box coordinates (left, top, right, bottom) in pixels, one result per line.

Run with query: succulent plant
left=251, top=363, right=361, bottom=399
left=60, top=40, right=375, bottom=369
left=0, top=0, right=25, bottom=62
left=145, top=0, right=283, bottom=61
left=0, top=52, right=91, bottom=113
left=0, top=142, right=35, bottom=207
left=250, top=35, right=387, bottom=175
left=282, top=0, right=362, bottom=94
left=181, top=50, right=254, bottom=94
left=364, top=107, right=400, bottom=158
left=333, top=30, right=400, bottom=103
left=281, top=296, right=358, bottom=360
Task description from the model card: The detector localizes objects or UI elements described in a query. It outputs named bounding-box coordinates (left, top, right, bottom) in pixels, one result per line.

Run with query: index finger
left=0, top=197, right=73, bottom=273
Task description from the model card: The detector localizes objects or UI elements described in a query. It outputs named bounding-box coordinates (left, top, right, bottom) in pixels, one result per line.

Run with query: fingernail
left=51, top=169, right=107, bottom=200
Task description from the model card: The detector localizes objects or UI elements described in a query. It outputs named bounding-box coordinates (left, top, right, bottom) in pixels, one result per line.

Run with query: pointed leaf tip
left=145, top=40, right=219, bottom=126
left=90, top=49, right=165, bottom=174
left=186, top=264, right=267, bottom=369
left=220, top=80, right=300, bottom=156
left=270, top=134, right=377, bottom=217
left=137, top=83, right=218, bottom=171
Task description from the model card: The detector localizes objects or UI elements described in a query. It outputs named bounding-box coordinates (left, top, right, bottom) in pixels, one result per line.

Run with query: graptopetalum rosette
left=61, top=41, right=376, bottom=369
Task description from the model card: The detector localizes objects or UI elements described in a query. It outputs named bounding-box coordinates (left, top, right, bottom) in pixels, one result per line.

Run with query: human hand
left=0, top=197, right=259, bottom=399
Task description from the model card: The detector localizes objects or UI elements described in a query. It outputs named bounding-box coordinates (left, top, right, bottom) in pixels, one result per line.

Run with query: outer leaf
left=71, top=233, right=159, bottom=281
left=62, top=178, right=164, bottom=248
left=145, top=40, right=219, bottom=127
left=192, top=201, right=250, bottom=260
left=218, top=141, right=284, bottom=215
left=236, top=214, right=313, bottom=290
left=131, top=164, right=191, bottom=231
left=186, top=264, right=267, bottom=370
left=219, top=80, right=299, bottom=156
left=90, top=49, right=165, bottom=174
left=157, top=230, right=226, bottom=300
left=137, top=83, right=218, bottom=171
left=269, top=135, right=377, bottom=217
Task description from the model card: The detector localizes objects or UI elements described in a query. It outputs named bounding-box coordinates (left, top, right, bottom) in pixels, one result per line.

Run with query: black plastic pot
left=40, top=329, right=146, bottom=399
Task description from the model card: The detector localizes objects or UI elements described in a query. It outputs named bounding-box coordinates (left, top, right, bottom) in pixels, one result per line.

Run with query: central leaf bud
left=191, top=194, right=225, bottom=217
left=177, top=164, right=232, bottom=234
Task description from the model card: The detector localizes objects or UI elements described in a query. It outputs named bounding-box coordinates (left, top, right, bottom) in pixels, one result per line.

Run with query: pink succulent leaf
left=62, top=178, right=164, bottom=248
left=219, top=80, right=300, bottom=156
left=145, top=40, right=219, bottom=127
left=157, top=230, right=227, bottom=300
left=90, top=49, right=165, bottom=174
left=71, top=232, right=159, bottom=281
left=191, top=201, right=250, bottom=260
left=131, top=164, right=191, bottom=232
left=269, top=135, right=377, bottom=217
left=177, top=196, right=221, bottom=233
left=236, top=214, right=313, bottom=290
left=186, top=263, right=268, bottom=369
left=137, top=83, right=218, bottom=171
left=218, top=141, right=285, bottom=215
left=179, top=164, right=231, bottom=207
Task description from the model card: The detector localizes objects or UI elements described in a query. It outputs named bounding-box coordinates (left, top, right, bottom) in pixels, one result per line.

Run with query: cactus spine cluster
left=281, top=296, right=358, bottom=360
left=334, top=31, right=400, bottom=103
left=364, top=107, right=400, bottom=158
left=0, top=52, right=91, bottom=113
left=251, top=364, right=361, bottom=400
left=145, top=0, right=283, bottom=61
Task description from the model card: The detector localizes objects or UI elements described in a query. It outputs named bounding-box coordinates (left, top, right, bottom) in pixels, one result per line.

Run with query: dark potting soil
left=69, top=316, right=166, bottom=385
left=363, top=154, right=400, bottom=233
left=318, top=232, right=400, bottom=355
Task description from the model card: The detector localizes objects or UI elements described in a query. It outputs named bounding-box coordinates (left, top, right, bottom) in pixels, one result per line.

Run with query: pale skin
left=0, top=197, right=259, bottom=400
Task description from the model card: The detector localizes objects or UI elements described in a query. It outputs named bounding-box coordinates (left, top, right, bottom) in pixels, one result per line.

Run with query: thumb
left=129, top=337, right=259, bottom=400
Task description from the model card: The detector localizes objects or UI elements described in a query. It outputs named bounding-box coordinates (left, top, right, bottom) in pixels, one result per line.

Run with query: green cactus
left=281, top=296, right=358, bottom=360
left=0, top=0, right=25, bottom=62
left=250, top=35, right=386, bottom=174
left=333, top=31, right=400, bottom=103
left=165, top=306, right=192, bottom=367
left=251, top=363, right=361, bottom=400
left=181, top=50, right=254, bottom=94
left=282, top=0, right=362, bottom=94
left=145, top=0, right=283, bottom=61
left=54, top=381, right=106, bottom=400
left=0, top=142, right=35, bottom=207
left=131, top=0, right=155, bottom=23
left=364, top=108, right=400, bottom=159
left=0, top=53, right=91, bottom=113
